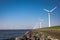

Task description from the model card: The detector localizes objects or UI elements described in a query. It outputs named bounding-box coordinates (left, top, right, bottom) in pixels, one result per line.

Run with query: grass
left=42, top=26, right=60, bottom=29
left=33, top=26, right=60, bottom=40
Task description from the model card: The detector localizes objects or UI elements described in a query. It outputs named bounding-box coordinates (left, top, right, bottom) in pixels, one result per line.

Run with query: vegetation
left=42, top=26, right=60, bottom=29
left=33, top=26, right=60, bottom=40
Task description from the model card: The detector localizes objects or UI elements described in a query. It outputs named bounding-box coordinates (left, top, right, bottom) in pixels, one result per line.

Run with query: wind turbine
left=39, top=22, right=41, bottom=28
left=39, top=18, right=44, bottom=28
left=44, top=7, right=57, bottom=27
left=33, top=22, right=39, bottom=29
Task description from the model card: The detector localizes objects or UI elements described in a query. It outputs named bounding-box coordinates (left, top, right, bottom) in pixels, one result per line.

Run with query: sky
left=0, top=0, right=60, bottom=29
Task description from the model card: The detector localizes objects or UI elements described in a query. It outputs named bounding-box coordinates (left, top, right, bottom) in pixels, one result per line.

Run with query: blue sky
left=0, top=0, right=60, bottom=29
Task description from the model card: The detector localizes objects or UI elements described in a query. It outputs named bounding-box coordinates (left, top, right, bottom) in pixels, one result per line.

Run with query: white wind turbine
left=33, top=22, right=39, bottom=29
left=39, top=19, right=44, bottom=28
left=39, top=22, right=41, bottom=28
left=44, top=7, right=57, bottom=27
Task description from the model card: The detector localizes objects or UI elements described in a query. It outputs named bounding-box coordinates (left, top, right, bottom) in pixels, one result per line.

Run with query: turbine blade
left=44, top=9, right=49, bottom=12
left=50, top=7, right=57, bottom=12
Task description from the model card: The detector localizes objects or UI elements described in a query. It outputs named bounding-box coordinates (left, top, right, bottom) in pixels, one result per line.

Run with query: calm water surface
left=0, top=29, right=31, bottom=40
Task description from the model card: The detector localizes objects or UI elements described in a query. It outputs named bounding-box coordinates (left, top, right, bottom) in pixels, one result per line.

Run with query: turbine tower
left=44, top=7, right=57, bottom=27
left=39, top=19, right=43, bottom=28
left=39, top=22, right=41, bottom=28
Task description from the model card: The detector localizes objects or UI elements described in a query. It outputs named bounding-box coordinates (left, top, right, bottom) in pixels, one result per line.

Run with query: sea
left=0, top=29, right=31, bottom=40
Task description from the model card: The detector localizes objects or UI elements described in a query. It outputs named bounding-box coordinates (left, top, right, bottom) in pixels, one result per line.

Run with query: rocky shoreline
left=15, top=30, right=59, bottom=40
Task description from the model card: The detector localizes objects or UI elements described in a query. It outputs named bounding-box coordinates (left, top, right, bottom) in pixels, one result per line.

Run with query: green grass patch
left=32, top=26, right=60, bottom=40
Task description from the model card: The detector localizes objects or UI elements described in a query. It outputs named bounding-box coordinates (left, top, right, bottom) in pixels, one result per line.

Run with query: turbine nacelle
left=44, top=7, right=57, bottom=13
left=44, top=6, right=57, bottom=27
left=44, top=9, right=51, bottom=14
